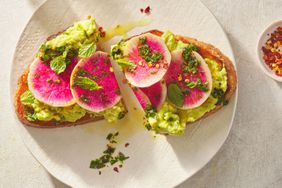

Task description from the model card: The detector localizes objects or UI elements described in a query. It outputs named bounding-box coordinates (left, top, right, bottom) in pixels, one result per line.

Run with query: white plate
left=10, top=0, right=238, bottom=187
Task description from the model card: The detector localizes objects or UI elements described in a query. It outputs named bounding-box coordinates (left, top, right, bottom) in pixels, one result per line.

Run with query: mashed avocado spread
left=20, top=90, right=125, bottom=123
left=45, top=17, right=99, bottom=49
left=144, top=31, right=228, bottom=136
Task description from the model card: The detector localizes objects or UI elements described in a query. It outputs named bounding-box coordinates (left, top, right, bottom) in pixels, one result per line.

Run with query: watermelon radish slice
left=123, top=33, right=171, bottom=88
left=132, top=81, right=167, bottom=110
left=132, top=87, right=151, bottom=109
left=70, top=51, right=121, bottom=112
left=165, top=50, right=212, bottom=109
left=28, top=58, right=77, bottom=107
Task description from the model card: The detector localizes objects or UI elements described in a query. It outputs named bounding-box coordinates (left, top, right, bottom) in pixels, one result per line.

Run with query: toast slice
left=149, top=30, right=237, bottom=122
left=118, top=30, right=237, bottom=125
left=14, top=19, right=127, bottom=128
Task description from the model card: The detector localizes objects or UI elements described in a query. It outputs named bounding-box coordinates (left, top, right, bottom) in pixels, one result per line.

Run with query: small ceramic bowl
left=257, top=20, right=282, bottom=82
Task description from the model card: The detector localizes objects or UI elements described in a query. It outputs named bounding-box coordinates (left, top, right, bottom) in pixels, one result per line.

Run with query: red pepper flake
left=125, top=143, right=130, bottom=147
left=262, top=26, right=282, bottom=76
left=98, top=27, right=106, bottom=38
left=140, top=6, right=151, bottom=14
left=100, top=31, right=106, bottom=38
left=163, top=63, right=169, bottom=69
left=113, top=167, right=119, bottom=173
left=122, top=79, right=128, bottom=84
left=144, top=6, right=151, bottom=14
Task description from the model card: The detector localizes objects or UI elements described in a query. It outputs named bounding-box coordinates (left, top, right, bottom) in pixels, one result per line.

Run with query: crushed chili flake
left=113, top=167, right=119, bottom=173
left=262, top=26, right=282, bottom=76
left=122, top=79, right=128, bottom=84
left=125, top=143, right=130, bottom=147
left=140, top=6, right=151, bottom=14
left=98, top=26, right=106, bottom=38
left=144, top=6, right=151, bottom=14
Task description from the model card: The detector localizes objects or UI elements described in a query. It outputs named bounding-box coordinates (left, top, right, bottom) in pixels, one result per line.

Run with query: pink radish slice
left=132, top=87, right=151, bottom=109
left=134, top=81, right=167, bottom=110
left=164, top=50, right=212, bottom=109
left=28, top=58, right=77, bottom=107
left=132, top=81, right=167, bottom=110
left=70, top=51, right=121, bottom=112
left=123, top=33, right=171, bottom=88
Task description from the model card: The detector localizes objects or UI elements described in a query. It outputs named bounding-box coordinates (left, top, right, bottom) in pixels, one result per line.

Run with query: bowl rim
left=257, top=19, right=282, bottom=82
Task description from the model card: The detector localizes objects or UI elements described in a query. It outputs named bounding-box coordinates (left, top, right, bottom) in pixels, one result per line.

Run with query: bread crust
left=147, top=30, right=237, bottom=122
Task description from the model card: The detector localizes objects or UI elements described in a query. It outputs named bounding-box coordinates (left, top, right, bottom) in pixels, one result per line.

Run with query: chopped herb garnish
left=39, top=45, right=77, bottom=74
left=54, top=79, right=61, bottom=84
left=118, top=111, right=126, bottom=119
left=211, top=88, right=225, bottom=105
left=182, top=44, right=199, bottom=74
left=186, top=79, right=209, bottom=92
left=89, top=132, right=130, bottom=172
left=79, top=94, right=90, bottom=103
left=106, top=132, right=119, bottom=143
left=138, top=39, right=163, bottom=64
left=103, top=145, right=116, bottom=155
left=116, top=152, right=129, bottom=162
left=145, top=123, right=152, bottom=130
left=47, top=78, right=52, bottom=83
left=90, top=159, right=106, bottom=169
left=186, top=81, right=197, bottom=89
left=74, top=76, right=102, bottom=91
left=151, top=52, right=163, bottom=63
left=116, top=59, right=136, bottom=69
left=196, top=79, right=209, bottom=92
left=139, top=37, right=147, bottom=44
left=78, top=42, right=97, bottom=58
left=77, top=68, right=99, bottom=80
left=50, top=55, right=67, bottom=74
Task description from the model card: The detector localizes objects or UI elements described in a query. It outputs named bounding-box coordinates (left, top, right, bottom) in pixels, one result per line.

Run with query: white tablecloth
left=0, top=0, right=281, bottom=187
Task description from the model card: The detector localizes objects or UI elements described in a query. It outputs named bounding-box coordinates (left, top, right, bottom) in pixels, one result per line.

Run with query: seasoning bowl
left=257, top=20, right=282, bottom=82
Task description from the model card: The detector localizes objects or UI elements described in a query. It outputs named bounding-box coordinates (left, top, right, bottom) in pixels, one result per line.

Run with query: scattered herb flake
left=47, top=78, right=52, bottom=83
left=79, top=94, right=90, bottom=103
left=89, top=132, right=130, bottom=172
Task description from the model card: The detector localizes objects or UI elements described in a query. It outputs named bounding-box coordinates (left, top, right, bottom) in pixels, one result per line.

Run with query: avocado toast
left=15, top=18, right=127, bottom=128
left=111, top=30, right=237, bottom=135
